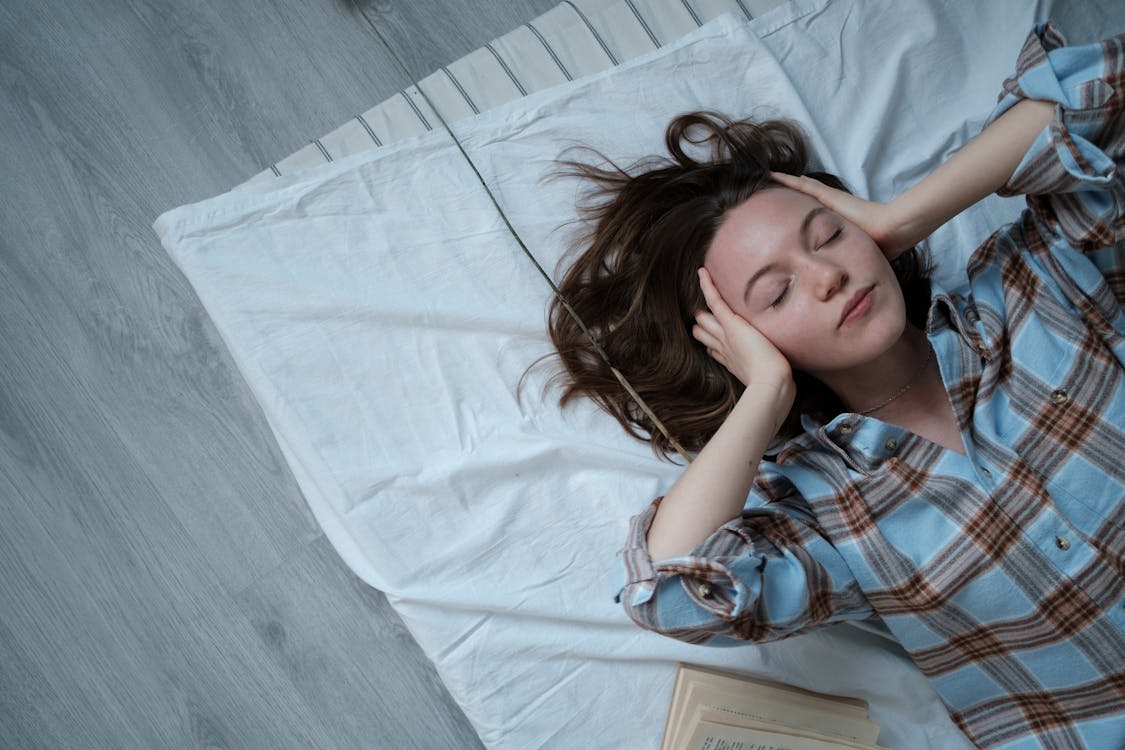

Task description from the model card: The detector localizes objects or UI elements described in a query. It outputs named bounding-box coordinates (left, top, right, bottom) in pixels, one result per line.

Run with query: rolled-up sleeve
left=615, top=487, right=873, bottom=646
left=990, top=23, right=1125, bottom=261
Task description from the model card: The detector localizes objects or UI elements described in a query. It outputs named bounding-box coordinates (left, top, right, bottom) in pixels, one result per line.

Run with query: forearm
left=646, top=380, right=792, bottom=561
left=886, top=98, right=1055, bottom=257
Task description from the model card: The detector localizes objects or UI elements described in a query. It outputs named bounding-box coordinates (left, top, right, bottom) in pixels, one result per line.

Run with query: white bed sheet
left=154, top=1, right=1120, bottom=747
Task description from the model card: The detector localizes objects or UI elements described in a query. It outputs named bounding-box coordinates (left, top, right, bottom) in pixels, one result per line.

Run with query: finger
left=769, top=171, right=828, bottom=200
left=694, top=310, right=724, bottom=337
left=767, top=171, right=800, bottom=186
left=697, top=267, right=733, bottom=318
left=692, top=325, right=722, bottom=352
left=688, top=314, right=724, bottom=344
left=770, top=172, right=857, bottom=219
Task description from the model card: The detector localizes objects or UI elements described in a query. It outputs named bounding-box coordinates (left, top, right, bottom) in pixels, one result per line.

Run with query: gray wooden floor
left=0, top=1, right=558, bottom=747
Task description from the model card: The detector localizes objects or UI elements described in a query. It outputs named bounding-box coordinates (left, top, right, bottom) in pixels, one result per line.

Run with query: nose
left=811, top=258, right=848, bottom=300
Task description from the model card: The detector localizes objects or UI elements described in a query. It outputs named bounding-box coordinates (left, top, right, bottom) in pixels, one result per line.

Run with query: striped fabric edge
left=241, top=0, right=782, bottom=187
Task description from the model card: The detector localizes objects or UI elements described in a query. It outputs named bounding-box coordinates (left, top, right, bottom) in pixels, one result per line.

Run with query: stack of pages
left=662, top=665, right=886, bottom=750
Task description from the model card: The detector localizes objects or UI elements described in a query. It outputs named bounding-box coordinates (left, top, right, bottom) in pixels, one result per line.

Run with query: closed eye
left=819, top=229, right=846, bottom=249
left=770, top=282, right=790, bottom=307
left=819, top=228, right=842, bottom=247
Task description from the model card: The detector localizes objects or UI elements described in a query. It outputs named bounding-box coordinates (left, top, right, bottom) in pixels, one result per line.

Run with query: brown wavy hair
left=545, top=111, right=931, bottom=457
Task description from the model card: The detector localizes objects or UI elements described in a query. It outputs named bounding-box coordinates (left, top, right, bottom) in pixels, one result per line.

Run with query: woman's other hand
left=769, top=172, right=917, bottom=260
left=770, top=101, right=1055, bottom=258
left=694, top=268, right=795, bottom=411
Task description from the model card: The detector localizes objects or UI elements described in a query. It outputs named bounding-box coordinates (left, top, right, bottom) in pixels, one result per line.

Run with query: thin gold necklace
left=859, top=345, right=935, bottom=416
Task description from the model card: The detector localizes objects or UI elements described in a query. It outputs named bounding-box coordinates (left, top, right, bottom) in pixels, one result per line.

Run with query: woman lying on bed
left=548, top=24, right=1123, bottom=750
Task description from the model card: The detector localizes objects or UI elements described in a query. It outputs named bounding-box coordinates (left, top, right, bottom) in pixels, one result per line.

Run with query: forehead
left=706, top=186, right=823, bottom=268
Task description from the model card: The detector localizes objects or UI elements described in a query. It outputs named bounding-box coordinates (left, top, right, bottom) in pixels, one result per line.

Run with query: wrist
left=880, top=194, right=937, bottom=259
left=883, top=99, right=1056, bottom=255
left=738, top=376, right=795, bottom=431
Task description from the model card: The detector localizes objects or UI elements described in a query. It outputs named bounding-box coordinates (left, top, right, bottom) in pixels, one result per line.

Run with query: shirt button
left=698, top=582, right=714, bottom=599
left=884, top=438, right=898, bottom=452
left=840, top=424, right=853, bottom=435
left=1050, top=389, right=1069, bottom=405
left=1055, top=536, right=1071, bottom=551
left=964, top=305, right=980, bottom=324
left=979, top=466, right=991, bottom=477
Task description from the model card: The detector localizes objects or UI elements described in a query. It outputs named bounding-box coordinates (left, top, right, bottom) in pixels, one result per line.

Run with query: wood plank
left=236, top=535, right=485, bottom=748
left=355, top=0, right=562, bottom=82
left=0, top=0, right=569, bottom=746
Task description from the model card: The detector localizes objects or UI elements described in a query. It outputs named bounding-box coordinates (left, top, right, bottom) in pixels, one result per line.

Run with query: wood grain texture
left=354, top=0, right=562, bottom=82
left=0, top=0, right=564, bottom=747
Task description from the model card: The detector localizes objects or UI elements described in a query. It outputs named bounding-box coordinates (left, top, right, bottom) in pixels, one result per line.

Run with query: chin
left=794, top=320, right=907, bottom=374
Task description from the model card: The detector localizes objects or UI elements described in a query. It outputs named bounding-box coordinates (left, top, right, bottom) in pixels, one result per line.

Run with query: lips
left=839, top=286, right=875, bottom=327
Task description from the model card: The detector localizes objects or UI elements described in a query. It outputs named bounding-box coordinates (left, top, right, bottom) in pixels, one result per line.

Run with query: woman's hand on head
left=769, top=172, right=918, bottom=260
left=694, top=268, right=796, bottom=407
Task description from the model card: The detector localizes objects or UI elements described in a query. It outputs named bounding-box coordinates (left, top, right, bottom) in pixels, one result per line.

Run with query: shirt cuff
left=990, top=23, right=1119, bottom=199
left=614, top=498, right=661, bottom=605
left=614, top=498, right=750, bottom=621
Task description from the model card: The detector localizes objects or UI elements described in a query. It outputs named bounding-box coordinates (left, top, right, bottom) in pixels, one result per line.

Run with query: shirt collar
left=782, top=412, right=909, bottom=475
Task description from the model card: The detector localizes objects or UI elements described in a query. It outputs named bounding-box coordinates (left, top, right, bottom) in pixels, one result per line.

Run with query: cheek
left=886, top=283, right=908, bottom=319
left=749, top=319, right=807, bottom=366
left=771, top=337, right=818, bottom=372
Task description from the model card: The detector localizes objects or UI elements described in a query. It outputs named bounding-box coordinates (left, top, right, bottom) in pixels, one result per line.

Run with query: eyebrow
left=742, top=206, right=830, bottom=302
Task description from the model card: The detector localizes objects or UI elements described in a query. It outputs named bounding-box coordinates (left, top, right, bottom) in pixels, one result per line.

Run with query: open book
left=661, top=665, right=888, bottom=750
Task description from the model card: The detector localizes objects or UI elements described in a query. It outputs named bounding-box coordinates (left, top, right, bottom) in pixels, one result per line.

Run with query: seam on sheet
left=484, top=42, right=528, bottom=96
left=441, top=65, right=481, bottom=115
left=677, top=0, right=704, bottom=27
left=624, top=0, right=662, bottom=48
left=313, top=138, right=333, bottom=162
left=754, top=0, right=833, bottom=38
left=399, top=88, right=434, bottom=130
left=524, top=22, right=573, bottom=81
left=269, top=164, right=281, bottom=177
left=560, top=0, right=619, bottom=66
left=353, top=114, right=383, bottom=147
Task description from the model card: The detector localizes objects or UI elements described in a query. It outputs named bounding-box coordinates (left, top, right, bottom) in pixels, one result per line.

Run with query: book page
left=693, top=709, right=886, bottom=750
left=683, top=665, right=868, bottom=715
left=679, top=680, right=880, bottom=743
left=683, top=720, right=875, bottom=750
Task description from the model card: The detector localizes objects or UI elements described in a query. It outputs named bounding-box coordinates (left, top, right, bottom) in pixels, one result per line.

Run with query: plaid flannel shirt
left=618, top=24, right=1125, bottom=750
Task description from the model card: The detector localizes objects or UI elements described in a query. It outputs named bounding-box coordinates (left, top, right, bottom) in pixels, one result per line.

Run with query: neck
left=814, top=326, right=935, bottom=418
